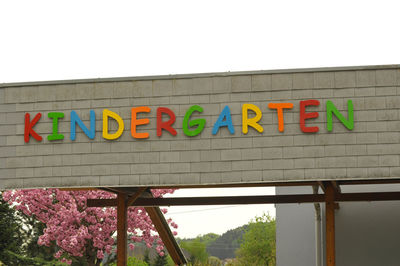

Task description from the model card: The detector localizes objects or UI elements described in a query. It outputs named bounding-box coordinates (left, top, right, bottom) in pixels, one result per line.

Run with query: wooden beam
left=149, top=181, right=320, bottom=189
left=126, top=187, right=147, bottom=206
left=145, top=207, right=187, bottom=265
left=330, top=181, right=341, bottom=209
left=60, top=178, right=400, bottom=192
left=87, top=194, right=326, bottom=207
left=117, top=192, right=127, bottom=266
left=318, top=181, right=326, bottom=193
left=135, top=194, right=325, bottom=205
left=87, top=191, right=400, bottom=207
left=59, top=187, right=99, bottom=191
left=87, top=191, right=400, bottom=208
left=337, top=178, right=400, bottom=186
left=59, top=178, right=400, bottom=193
left=336, top=191, right=400, bottom=201
left=87, top=199, right=117, bottom=207
left=102, top=187, right=144, bottom=196
left=88, top=190, right=187, bottom=265
left=325, top=183, right=336, bottom=266
left=331, top=181, right=341, bottom=194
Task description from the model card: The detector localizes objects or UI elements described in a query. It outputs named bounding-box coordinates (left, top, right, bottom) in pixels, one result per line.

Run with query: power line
left=167, top=205, right=241, bottom=215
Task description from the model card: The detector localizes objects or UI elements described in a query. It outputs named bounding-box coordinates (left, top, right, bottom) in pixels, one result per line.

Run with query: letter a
left=213, top=105, right=235, bottom=135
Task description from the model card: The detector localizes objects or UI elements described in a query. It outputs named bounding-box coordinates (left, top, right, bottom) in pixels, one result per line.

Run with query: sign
left=23, top=100, right=354, bottom=142
left=0, top=65, right=399, bottom=189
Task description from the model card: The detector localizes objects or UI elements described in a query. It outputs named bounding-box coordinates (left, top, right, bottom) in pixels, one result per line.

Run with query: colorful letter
left=157, top=107, right=177, bottom=137
left=268, top=103, right=294, bottom=132
left=70, top=110, right=96, bottom=140
left=212, top=105, right=234, bottom=135
left=242, top=104, right=263, bottom=134
left=47, top=112, right=64, bottom=141
left=24, top=113, right=42, bottom=143
left=182, top=105, right=206, bottom=137
left=326, top=100, right=354, bottom=131
left=131, top=106, right=151, bottom=139
left=300, top=100, right=320, bottom=133
left=103, top=109, right=124, bottom=140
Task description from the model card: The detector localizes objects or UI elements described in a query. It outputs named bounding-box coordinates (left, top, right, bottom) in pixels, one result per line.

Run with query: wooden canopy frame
left=66, top=178, right=400, bottom=266
left=93, top=187, right=187, bottom=266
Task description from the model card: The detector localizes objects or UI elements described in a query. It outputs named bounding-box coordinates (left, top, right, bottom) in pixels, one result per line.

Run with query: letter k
left=24, top=113, right=42, bottom=143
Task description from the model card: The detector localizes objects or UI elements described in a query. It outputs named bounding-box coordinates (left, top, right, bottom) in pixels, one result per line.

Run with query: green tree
left=152, top=253, right=167, bottom=266
left=22, top=215, right=58, bottom=261
left=207, top=226, right=246, bottom=259
left=180, top=238, right=208, bottom=265
left=207, top=256, right=222, bottom=266
left=0, top=194, right=24, bottom=264
left=0, top=192, right=64, bottom=265
left=143, top=249, right=151, bottom=265
left=236, top=213, right=276, bottom=266
left=165, top=254, right=175, bottom=266
left=196, top=233, right=219, bottom=246
left=110, top=256, right=148, bottom=266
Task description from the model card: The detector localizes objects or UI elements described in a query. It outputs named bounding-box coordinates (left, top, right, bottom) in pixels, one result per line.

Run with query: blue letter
left=212, top=105, right=235, bottom=135
left=70, top=110, right=96, bottom=140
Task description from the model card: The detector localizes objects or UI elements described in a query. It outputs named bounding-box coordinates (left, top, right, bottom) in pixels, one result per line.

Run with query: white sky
left=164, top=187, right=276, bottom=238
left=1, top=0, right=400, bottom=238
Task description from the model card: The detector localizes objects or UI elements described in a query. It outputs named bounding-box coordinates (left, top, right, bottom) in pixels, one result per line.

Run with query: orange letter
left=268, top=103, right=294, bottom=132
left=131, top=106, right=151, bottom=139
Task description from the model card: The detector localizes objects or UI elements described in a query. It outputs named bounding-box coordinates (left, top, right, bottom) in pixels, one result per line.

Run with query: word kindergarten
left=24, top=99, right=354, bottom=143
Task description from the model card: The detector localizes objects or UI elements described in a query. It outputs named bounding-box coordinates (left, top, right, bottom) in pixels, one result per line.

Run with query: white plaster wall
left=277, top=184, right=400, bottom=266
left=276, top=186, right=317, bottom=266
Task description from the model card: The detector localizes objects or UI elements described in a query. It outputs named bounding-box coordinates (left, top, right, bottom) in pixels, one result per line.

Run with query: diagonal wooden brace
left=145, top=206, right=187, bottom=265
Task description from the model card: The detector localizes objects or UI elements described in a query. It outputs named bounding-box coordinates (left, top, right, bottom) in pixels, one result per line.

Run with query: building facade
left=1, top=65, right=400, bottom=265
left=276, top=185, right=400, bottom=266
left=1, top=65, right=399, bottom=190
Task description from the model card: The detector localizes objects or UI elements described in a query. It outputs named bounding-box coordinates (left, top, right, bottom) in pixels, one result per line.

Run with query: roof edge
left=1, top=64, right=399, bottom=88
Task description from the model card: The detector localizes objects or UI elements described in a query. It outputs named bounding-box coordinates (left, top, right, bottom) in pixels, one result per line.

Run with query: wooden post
left=325, top=183, right=336, bottom=266
left=145, top=207, right=187, bottom=265
left=117, top=192, right=127, bottom=266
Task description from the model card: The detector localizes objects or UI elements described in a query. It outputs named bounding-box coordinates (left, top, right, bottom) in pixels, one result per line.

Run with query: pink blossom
left=54, top=250, right=63, bottom=259
left=97, top=250, right=104, bottom=259
left=3, top=188, right=178, bottom=264
left=61, top=258, right=72, bottom=265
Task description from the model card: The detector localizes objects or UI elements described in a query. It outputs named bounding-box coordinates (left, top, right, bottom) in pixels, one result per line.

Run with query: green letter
left=326, top=100, right=354, bottom=131
left=47, top=112, right=64, bottom=140
left=182, top=105, right=206, bottom=137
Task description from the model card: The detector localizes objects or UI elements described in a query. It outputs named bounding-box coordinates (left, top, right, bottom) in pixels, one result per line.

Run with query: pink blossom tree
left=3, top=188, right=178, bottom=266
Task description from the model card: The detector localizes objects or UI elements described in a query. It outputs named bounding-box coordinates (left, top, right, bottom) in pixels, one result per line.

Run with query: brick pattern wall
left=1, top=67, right=400, bottom=189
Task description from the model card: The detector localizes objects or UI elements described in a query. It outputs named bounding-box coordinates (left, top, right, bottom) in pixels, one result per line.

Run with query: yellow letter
left=242, top=104, right=263, bottom=134
left=103, top=109, right=124, bottom=140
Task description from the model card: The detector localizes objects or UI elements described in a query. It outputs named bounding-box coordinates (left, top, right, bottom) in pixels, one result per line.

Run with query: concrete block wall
left=1, top=65, right=400, bottom=189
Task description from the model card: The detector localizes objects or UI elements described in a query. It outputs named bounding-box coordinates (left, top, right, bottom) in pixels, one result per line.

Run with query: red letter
left=24, top=113, right=42, bottom=143
left=268, top=103, right=294, bottom=132
left=300, top=100, right=320, bottom=133
left=131, top=107, right=151, bottom=139
left=157, top=107, right=177, bottom=137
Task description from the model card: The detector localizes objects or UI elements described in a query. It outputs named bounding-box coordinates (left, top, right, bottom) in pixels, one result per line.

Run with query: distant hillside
left=207, top=225, right=247, bottom=260
left=179, top=225, right=248, bottom=260
left=193, top=233, right=220, bottom=246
